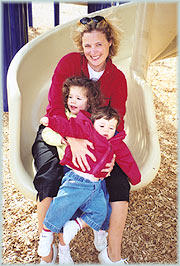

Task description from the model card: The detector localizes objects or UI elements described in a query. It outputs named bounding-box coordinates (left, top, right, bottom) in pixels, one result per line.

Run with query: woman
left=32, top=15, right=129, bottom=264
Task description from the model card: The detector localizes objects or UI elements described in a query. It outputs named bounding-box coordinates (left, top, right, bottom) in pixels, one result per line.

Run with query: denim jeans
left=100, top=179, right=112, bottom=230
left=44, top=170, right=109, bottom=233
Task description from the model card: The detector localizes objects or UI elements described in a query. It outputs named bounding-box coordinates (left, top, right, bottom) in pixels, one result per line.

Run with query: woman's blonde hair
left=71, top=16, right=122, bottom=59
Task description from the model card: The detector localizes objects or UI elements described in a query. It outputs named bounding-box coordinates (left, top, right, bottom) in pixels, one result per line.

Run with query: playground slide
left=7, top=2, right=177, bottom=201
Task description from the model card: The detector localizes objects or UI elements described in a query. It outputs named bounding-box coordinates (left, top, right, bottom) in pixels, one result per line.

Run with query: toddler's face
left=67, top=86, right=88, bottom=115
left=93, top=117, right=117, bottom=140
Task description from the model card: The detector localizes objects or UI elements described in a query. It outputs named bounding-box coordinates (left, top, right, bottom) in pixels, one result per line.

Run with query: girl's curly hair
left=62, top=76, right=103, bottom=113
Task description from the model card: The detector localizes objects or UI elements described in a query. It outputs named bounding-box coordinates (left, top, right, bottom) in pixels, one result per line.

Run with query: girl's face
left=93, top=117, right=117, bottom=140
left=82, top=30, right=112, bottom=72
left=67, top=86, right=88, bottom=115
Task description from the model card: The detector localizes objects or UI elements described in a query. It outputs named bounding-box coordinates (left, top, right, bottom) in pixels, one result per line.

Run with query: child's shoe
left=63, top=218, right=82, bottom=245
left=40, top=244, right=57, bottom=264
left=38, top=230, right=53, bottom=257
left=58, top=243, right=74, bottom=264
left=93, top=229, right=108, bottom=251
left=98, top=247, right=128, bottom=264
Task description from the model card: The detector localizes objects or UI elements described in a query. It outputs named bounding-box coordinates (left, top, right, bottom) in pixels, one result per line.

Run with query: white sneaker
left=98, top=247, right=128, bottom=264
left=38, top=230, right=54, bottom=257
left=58, top=243, right=74, bottom=264
left=63, top=218, right=82, bottom=245
left=93, top=230, right=108, bottom=251
left=40, top=244, right=58, bottom=264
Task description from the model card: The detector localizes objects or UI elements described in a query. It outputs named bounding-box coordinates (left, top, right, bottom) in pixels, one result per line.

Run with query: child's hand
left=40, top=116, right=49, bottom=126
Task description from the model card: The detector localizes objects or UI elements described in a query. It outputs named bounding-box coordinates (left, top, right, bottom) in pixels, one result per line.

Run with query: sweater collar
left=110, top=130, right=126, bottom=142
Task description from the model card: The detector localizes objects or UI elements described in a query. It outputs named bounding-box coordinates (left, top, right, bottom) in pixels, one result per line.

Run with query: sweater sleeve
left=114, top=141, right=141, bottom=185
left=48, top=115, right=73, bottom=138
left=48, top=113, right=88, bottom=140
left=45, top=53, right=81, bottom=118
left=111, top=71, right=127, bottom=132
left=100, top=63, right=127, bottom=132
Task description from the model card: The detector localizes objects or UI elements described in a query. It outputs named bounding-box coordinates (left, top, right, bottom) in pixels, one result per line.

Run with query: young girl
left=38, top=105, right=141, bottom=264
left=35, top=76, right=103, bottom=264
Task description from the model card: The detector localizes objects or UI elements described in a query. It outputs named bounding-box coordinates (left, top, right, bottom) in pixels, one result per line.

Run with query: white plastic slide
left=7, top=2, right=177, bottom=201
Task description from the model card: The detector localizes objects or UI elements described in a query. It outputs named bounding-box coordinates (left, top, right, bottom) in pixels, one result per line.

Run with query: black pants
left=32, top=125, right=130, bottom=202
left=32, top=125, right=64, bottom=201
left=105, top=163, right=130, bottom=202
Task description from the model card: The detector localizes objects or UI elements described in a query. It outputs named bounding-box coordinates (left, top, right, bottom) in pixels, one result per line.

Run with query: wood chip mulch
left=2, top=27, right=177, bottom=264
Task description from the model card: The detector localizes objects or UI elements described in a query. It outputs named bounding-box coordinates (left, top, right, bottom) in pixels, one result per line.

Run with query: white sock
left=63, top=218, right=83, bottom=245
left=59, top=243, right=70, bottom=250
left=75, top=217, right=83, bottom=229
left=98, top=230, right=106, bottom=234
left=38, top=228, right=53, bottom=257
left=41, top=228, right=53, bottom=237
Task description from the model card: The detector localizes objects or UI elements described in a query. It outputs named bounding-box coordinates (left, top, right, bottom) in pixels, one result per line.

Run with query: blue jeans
left=100, top=179, right=112, bottom=230
left=44, top=170, right=109, bottom=233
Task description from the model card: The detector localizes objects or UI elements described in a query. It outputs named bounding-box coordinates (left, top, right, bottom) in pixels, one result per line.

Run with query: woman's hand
left=40, top=116, right=49, bottom=126
left=101, top=154, right=116, bottom=177
left=66, top=137, right=96, bottom=172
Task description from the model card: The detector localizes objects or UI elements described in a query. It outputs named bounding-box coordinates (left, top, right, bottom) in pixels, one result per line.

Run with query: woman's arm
left=101, top=154, right=116, bottom=177
left=100, top=65, right=127, bottom=132
left=110, top=72, right=127, bottom=132
left=66, top=137, right=96, bottom=172
left=45, top=53, right=82, bottom=118
left=48, top=114, right=96, bottom=171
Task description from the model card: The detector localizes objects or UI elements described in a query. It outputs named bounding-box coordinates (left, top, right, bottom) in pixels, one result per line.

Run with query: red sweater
left=46, top=52, right=127, bottom=132
left=48, top=111, right=141, bottom=185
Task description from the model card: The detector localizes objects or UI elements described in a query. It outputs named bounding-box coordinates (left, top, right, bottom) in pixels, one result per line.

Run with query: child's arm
left=114, top=141, right=141, bottom=185
left=101, top=154, right=116, bottom=177
left=42, top=127, right=67, bottom=147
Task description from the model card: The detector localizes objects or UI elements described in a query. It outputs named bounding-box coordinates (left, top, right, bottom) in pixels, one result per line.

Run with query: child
left=38, top=105, right=141, bottom=261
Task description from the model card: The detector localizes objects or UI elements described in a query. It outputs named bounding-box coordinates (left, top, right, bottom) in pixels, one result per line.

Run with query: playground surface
left=2, top=2, right=177, bottom=264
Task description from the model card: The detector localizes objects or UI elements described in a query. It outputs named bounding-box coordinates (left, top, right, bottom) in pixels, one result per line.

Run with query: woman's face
left=82, top=30, right=112, bottom=72
left=67, top=86, right=88, bottom=115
